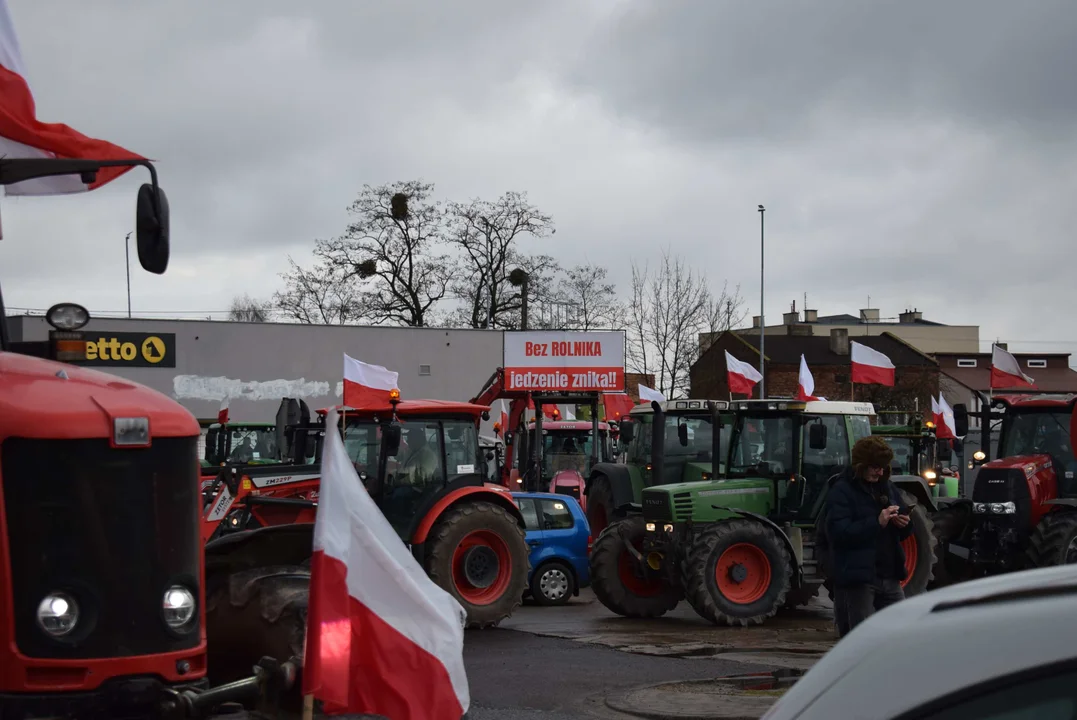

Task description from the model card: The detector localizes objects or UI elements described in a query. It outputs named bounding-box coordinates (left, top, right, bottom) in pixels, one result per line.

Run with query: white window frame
left=956, top=359, right=977, bottom=368
left=1027, top=359, right=1047, bottom=368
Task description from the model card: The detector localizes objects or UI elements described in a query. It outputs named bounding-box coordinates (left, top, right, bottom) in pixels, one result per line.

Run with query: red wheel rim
left=900, top=534, right=918, bottom=588
left=617, top=536, right=665, bottom=597
left=451, top=529, right=513, bottom=605
left=715, top=543, right=772, bottom=604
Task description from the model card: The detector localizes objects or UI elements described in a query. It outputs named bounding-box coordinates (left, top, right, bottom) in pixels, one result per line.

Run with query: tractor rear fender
left=203, top=523, right=315, bottom=595
left=411, top=483, right=524, bottom=545
left=890, top=475, right=938, bottom=513
left=586, top=462, right=636, bottom=511
left=715, top=506, right=803, bottom=586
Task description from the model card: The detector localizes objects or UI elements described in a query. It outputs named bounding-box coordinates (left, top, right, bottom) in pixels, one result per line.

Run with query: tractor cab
left=203, top=421, right=281, bottom=468
left=516, top=419, right=613, bottom=507
left=872, top=420, right=960, bottom=497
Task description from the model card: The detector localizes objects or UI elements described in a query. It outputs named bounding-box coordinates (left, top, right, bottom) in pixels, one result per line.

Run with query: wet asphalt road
left=463, top=628, right=776, bottom=719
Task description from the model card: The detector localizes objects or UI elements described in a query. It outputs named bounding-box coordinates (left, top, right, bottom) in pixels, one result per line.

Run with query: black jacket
left=823, top=467, right=912, bottom=587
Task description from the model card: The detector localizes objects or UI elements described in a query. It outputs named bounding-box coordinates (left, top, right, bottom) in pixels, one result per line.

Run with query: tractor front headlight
left=645, top=522, right=656, bottom=532
left=37, top=592, right=79, bottom=637
left=973, top=502, right=987, bottom=514
left=163, top=585, right=197, bottom=630
left=989, top=502, right=1016, bottom=515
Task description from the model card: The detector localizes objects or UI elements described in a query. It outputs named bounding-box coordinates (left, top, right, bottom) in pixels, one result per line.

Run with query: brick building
left=690, top=327, right=940, bottom=416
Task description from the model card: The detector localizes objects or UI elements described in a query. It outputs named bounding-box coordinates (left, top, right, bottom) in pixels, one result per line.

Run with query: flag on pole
left=601, top=392, right=635, bottom=421
left=638, top=385, right=666, bottom=403
left=343, top=353, right=399, bottom=409
left=724, top=350, right=762, bottom=396
left=850, top=341, right=896, bottom=387
left=0, top=0, right=146, bottom=196
left=796, top=355, right=824, bottom=401
left=935, top=394, right=957, bottom=439
left=303, top=407, right=470, bottom=719
left=217, top=397, right=230, bottom=424
left=990, top=344, right=1036, bottom=390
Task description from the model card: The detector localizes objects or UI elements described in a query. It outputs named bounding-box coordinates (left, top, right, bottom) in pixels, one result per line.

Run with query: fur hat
left=851, top=435, right=894, bottom=479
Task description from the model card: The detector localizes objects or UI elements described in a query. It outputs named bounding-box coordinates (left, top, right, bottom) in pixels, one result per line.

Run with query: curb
left=604, top=672, right=796, bottom=720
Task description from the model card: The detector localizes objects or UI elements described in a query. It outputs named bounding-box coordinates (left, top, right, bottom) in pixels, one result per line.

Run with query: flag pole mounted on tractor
left=758, top=204, right=765, bottom=398
left=125, top=231, right=132, bottom=318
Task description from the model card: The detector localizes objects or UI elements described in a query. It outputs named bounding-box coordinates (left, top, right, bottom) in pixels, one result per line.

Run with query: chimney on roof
left=830, top=328, right=850, bottom=356
left=783, top=310, right=799, bottom=326
left=804, top=308, right=818, bottom=322
left=995, top=342, right=1008, bottom=351
left=860, top=308, right=880, bottom=323
left=752, top=315, right=762, bottom=329
left=899, top=308, right=923, bottom=324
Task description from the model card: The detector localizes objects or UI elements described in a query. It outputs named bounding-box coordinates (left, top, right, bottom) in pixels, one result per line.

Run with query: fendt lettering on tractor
left=583, top=398, right=733, bottom=538
left=1, top=158, right=301, bottom=719
left=589, top=399, right=939, bottom=626
left=930, top=394, right=1077, bottom=585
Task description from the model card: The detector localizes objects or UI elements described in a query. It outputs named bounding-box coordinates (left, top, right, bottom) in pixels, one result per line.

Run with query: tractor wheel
left=682, top=519, right=792, bottom=627
left=927, top=504, right=969, bottom=589
left=423, top=502, right=530, bottom=629
left=589, top=515, right=682, bottom=618
left=897, top=489, right=937, bottom=596
left=1027, top=511, right=1077, bottom=567
left=205, top=564, right=309, bottom=713
left=587, top=475, right=615, bottom=539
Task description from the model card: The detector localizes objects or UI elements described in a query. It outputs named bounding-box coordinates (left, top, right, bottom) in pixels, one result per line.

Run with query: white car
left=762, top=563, right=1077, bottom=720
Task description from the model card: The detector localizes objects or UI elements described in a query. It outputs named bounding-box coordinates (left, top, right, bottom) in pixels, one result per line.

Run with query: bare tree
left=229, top=294, right=273, bottom=323
left=539, top=264, right=627, bottom=331
left=698, top=282, right=748, bottom=356
left=272, top=256, right=366, bottom=325
left=315, top=180, right=450, bottom=327
left=626, top=249, right=744, bottom=398
left=445, top=191, right=555, bottom=328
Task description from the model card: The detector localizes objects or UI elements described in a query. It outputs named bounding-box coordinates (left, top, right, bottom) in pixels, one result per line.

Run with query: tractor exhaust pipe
left=650, top=400, right=665, bottom=487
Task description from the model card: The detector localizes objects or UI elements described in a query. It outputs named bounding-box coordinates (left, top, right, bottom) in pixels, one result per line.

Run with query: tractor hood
left=0, top=351, right=198, bottom=440
left=980, top=454, right=1054, bottom=472
left=642, top=477, right=773, bottom=523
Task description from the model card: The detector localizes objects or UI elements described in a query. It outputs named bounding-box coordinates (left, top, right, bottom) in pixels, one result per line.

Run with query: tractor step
left=800, top=539, right=825, bottom=585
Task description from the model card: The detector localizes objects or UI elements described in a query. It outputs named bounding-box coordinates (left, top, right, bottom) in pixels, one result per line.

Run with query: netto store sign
left=80, top=332, right=176, bottom=368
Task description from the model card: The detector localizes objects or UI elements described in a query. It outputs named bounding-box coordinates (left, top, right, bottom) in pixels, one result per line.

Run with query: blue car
left=512, top=492, right=591, bottom=606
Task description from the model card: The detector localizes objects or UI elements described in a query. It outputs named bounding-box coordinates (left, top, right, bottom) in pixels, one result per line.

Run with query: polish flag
left=217, top=397, right=230, bottom=424
left=796, top=355, right=822, bottom=401
left=602, top=392, right=635, bottom=421
left=850, top=342, right=895, bottom=387
left=935, top=394, right=957, bottom=439
left=496, top=400, right=509, bottom=437
left=562, top=405, right=576, bottom=421
left=343, top=353, right=399, bottom=409
left=526, top=397, right=559, bottom=420
left=638, top=385, right=666, bottom=403
left=724, top=350, right=762, bottom=396
left=303, top=408, right=470, bottom=719
left=0, top=0, right=144, bottom=196
left=990, top=344, right=1036, bottom=390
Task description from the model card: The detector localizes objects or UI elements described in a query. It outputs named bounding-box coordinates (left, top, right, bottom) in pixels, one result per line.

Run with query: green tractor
left=588, top=399, right=939, bottom=625
left=583, top=399, right=733, bottom=538
left=872, top=420, right=961, bottom=499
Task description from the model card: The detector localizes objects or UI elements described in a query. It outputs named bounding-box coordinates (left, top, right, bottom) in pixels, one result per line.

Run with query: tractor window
left=541, top=430, right=593, bottom=479
left=664, top=415, right=718, bottom=462
left=887, top=437, right=917, bottom=475
left=799, top=415, right=849, bottom=518
left=226, top=427, right=278, bottom=464
left=629, top=415, right=653, bottom=464
left=343, top=423, right=381, bottom=475
left=847, top=415, right=873, bottom=445
left=728, top=414, right=795, bottom=478
left=443, top=420, right=481, bottom=479
left=1001, top=411, right=1075, bottom=469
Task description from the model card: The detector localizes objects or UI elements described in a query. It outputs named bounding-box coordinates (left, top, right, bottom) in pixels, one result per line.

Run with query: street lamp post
left=125, top=231, right=132, bottom=318
left=758, top=205, right=765, bottom=398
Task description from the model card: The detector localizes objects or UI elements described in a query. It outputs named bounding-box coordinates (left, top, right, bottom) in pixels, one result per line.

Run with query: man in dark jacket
left=825, top=435, right=913, bottom=637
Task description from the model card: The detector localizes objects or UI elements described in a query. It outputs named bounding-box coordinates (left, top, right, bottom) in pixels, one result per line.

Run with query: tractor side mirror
left=619, top=420, right=635, bottom=443
left=384, top=423, right=402, bottom=457
left=937, top=439, right=953, bottom=461
left=136, top=183, right=170, bottom=274
left=809, top=422, right=827, bottom=450
left=677, top=422, right=689, bottom=447
left=952, top=403, right=969, bottom=437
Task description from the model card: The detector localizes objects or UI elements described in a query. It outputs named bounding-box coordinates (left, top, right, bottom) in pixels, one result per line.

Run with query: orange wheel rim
left=715, top=542, right=772, bottom=604
left=900, top=535, right=918, bottom=588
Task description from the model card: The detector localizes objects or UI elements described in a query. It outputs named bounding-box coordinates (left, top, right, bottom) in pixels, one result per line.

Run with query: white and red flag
left=0, top=0, right=144, bottom=196
left=724, top=350, right=762, bottom=396
left=638, top=385, right=666, bottom=403
left=934, top=394, right=957, bottom=439
left=850, top=341, right=895, bottom=387
left=217, top=397, right=230, bottom=424
left=496, top=399, right=509, bottom=436
left=343, top=353, right=399, bottom=409
left=990, top=344, right=1036, bottom=390
left=796, top=355, right=823, bottom=401
left=602, top=392, right=635, bottom=421
left=303, top=407, right=470, bottom=719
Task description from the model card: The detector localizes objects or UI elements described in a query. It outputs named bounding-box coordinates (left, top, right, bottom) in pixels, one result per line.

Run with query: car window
left=912, top=667, right=1077, bottom=720
left=517, top=498, right=541, bottom=531
left=539, top=499, right=574, bottom=530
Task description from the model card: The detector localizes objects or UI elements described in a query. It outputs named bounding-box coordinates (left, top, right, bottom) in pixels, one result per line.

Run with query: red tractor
left=931, top=394, right=1077, bottom=585
left=1, top=158, right=300, bottom=719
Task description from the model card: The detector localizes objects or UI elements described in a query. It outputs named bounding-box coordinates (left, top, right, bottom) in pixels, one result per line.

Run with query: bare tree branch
left=228, top=294, right=273, bottom=323
left=271, top=256, right=366, bottom=325
left=537, top=263, right=627, bottom=331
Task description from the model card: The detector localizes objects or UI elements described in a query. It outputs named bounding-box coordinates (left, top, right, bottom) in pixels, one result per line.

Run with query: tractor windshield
left=663, top=414, right=723, bottom=463
left=727, top=414, right=796, bottom=478
left=204, top=424, right=278, bottom=465
left=1000, top=411, right=1075, bottom=468
left=541, top=430, right=606, bottom=479
left=884, top=436, right=934, bottom=475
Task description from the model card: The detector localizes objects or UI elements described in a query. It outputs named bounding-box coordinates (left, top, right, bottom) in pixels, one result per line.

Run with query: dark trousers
left=834, top=578, right=904, bottom=637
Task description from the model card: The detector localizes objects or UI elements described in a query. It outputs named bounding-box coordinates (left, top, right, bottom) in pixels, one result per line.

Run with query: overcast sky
left=2, top=0, right=1075, bottom=356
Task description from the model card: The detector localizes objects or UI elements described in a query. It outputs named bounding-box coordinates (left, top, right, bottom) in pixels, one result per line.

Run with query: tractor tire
left=927, top=504, right=969, bottom=589
left=898, top=488, right=937, bottom=596
left=589, top=515, right=682, bottom=618
left=423, top=501, right=530, bottom=629
left=1027, top=510, right=1077, bottom=567
left=682, top=519, right=792, bottom=627
left=205, top=565, right=310, bottom=714
left=587, top=475, right=615, bottom=539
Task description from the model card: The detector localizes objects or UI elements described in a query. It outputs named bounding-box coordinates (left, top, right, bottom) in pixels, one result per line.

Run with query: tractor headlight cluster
left=989, top=502, right=1016, bottom=515
left=36, top=592, right=79, bottom=637
left=645, top=522, right=656, bottom=532
left=163, top=585, right=197, bottom=630
left=663, top=524, right=674, bottom=533
left=973, top=503, right=986, bottom=514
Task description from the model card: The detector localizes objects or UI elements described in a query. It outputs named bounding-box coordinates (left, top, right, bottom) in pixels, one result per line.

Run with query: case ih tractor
left=589, top=399, right=939, bottom=626
left=1, top=158, right=305, bottom=719
left=930, top=394, right=1077, bottom=585
left=583, top=398, right=733, bottom=538
left=872, top=419, right=960, bottom=498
